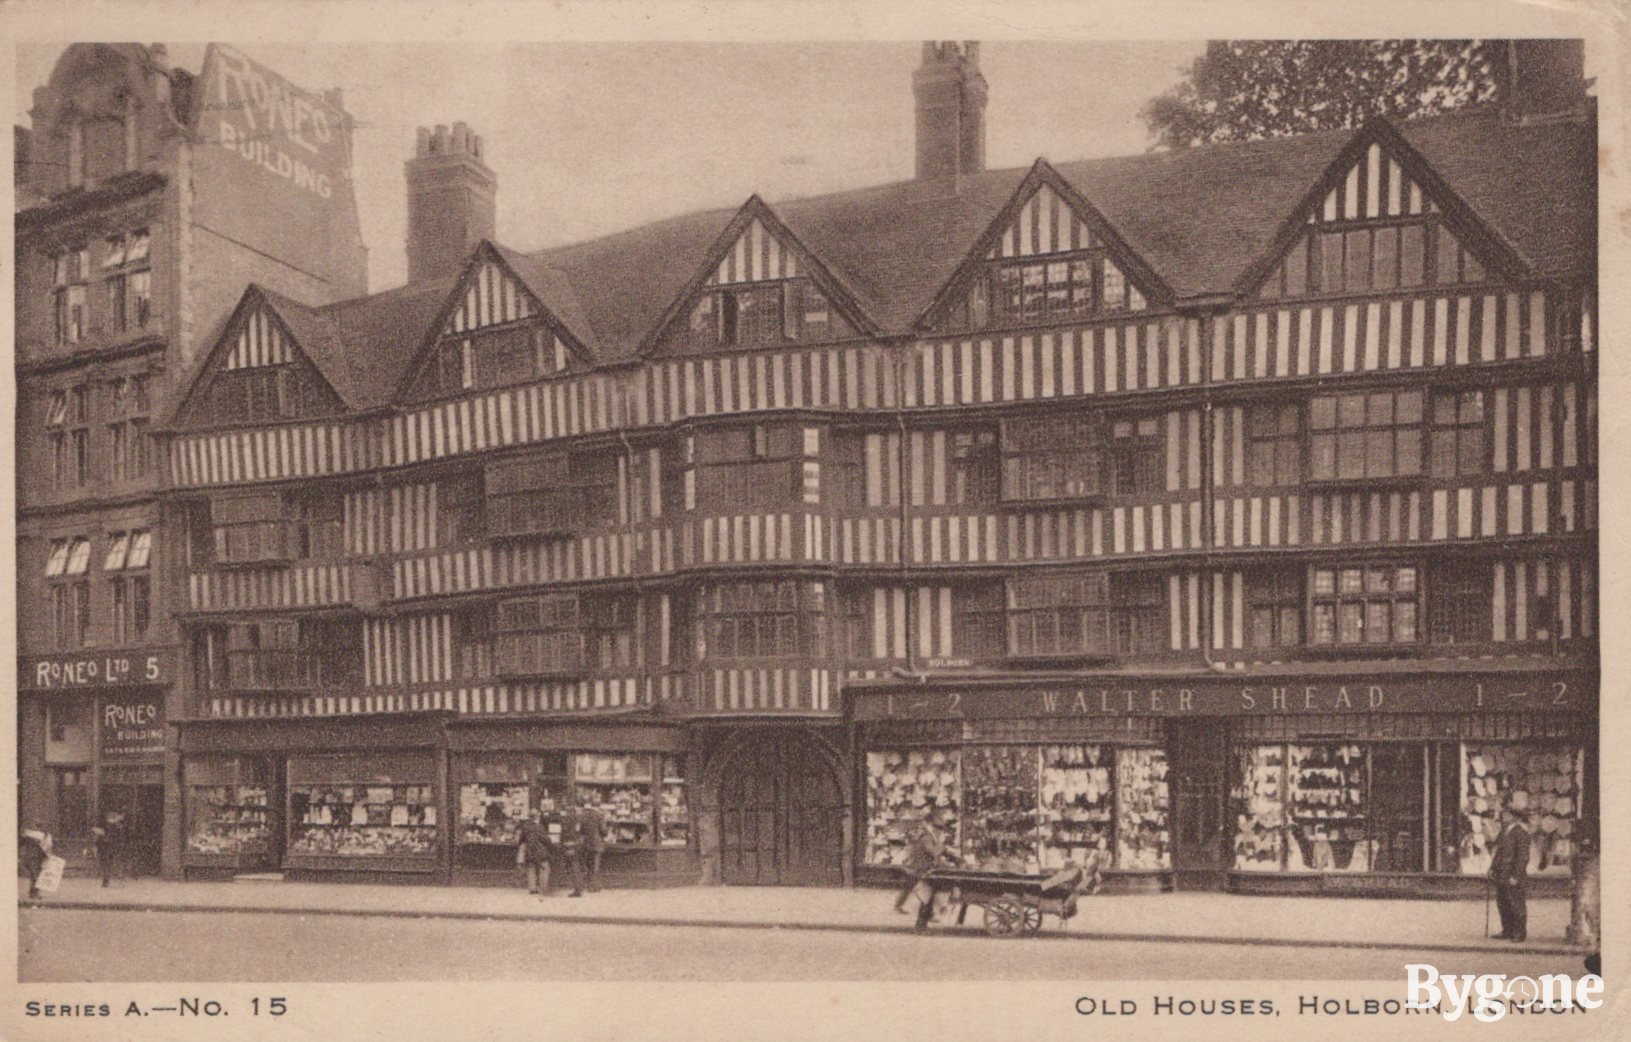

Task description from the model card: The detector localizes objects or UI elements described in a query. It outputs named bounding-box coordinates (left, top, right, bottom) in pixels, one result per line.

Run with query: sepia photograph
left=4, top=4, right=1623, bottom=1039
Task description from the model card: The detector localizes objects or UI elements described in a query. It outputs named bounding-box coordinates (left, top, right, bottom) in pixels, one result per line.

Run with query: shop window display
left=289, top=784, right=438, bottom=857
left=659, top=756, right=690, bottom=847
left=186, top=782, right=271, bottom=856
left=1460, top=744, right=1581, bottom=877
left=1233, top=745, right=1287, bottom=871
left=458, top=784, right=531, bottom=846
left=1115, top=748, right=1171, bottom=870
left=1038, top=745, right=1112, bottom=870
left=963, top=745, right=1042, bottom=872
left=574, top=754, right=656, bottom=847
left=864, top=748, right=961, bottom=867
left=1287, top=744, right=1368, bottom=872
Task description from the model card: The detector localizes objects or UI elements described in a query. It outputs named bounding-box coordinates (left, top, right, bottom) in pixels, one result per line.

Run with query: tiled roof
left=184, top=105, right=1595, bottom=416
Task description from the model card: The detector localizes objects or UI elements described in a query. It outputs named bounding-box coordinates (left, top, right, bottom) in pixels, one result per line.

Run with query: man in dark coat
left=557, top=803, right=586, bottom=897
left=578, top=797, right=606, bottom=893
left=1489, top=804, right=1532, bottom=942
left=517, top=810, right=555, bottom=895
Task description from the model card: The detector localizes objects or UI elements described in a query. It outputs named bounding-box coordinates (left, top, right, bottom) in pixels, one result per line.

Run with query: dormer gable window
left=688, top=278, right=831, bottom=349
left=427, top=321, right=568, bottom=397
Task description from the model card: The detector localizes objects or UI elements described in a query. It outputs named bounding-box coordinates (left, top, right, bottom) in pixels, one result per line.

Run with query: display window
left=1039, top=745, right=1112, bottom=870
left=285, top=754, right=439, bottom=861
left=184, top=758, right=273, bottom=856
left=1114, top=748, right=1171, bottom=870
left=864, top=748, right=962, bottom=867
left=1232, top=740, right=1579, bottom=876
left=864, top=743, right=1170, bottom=872
left=571, top=753, right=689, bottom=849
left=455, top=754, right=568, bottom=848
left=1460, top=744, right=1582, bottom=877
left=289, top=783, right=438, bottom=856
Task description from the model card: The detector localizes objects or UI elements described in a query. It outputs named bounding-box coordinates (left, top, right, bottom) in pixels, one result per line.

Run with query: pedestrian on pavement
left=557, top=801, right=586, bottom=897
left=91, top=812, right=116, bottom=887
left=578, top=793, right=606, bottom=893
left=517, top=809, right=555, bottom=896
left=19, top=825, right=51, bottom=900
left=1489, top=802, right=1532, bottom=942
left=893, top=817, right=955, bottom=932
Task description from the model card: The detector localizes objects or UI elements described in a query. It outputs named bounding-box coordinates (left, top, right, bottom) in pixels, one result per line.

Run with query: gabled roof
left=164, top=103, right=1595, bottom=432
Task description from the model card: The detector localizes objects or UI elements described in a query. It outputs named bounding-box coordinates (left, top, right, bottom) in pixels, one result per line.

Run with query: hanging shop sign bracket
left=850, top=671, right=1594, bottom=721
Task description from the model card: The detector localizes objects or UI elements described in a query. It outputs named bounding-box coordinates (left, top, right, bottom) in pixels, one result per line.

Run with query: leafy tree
left=1143, top=40, right=1498, bottom=149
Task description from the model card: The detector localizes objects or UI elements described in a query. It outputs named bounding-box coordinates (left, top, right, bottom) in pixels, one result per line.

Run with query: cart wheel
left=983, top=898, right=1023, bottom=937
left=1018, top=903, right=1044, bottom=936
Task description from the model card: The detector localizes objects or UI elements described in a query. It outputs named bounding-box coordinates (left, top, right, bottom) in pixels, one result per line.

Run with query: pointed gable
left=398, top=243, right=593, bottom=404
left=647, top=198, right=875, bottom=356
left=922, top=164, right=1168, bottom=333
left=1249, top=124, right=1525, bottom=300
left=171, top=291, right=346, bottom=429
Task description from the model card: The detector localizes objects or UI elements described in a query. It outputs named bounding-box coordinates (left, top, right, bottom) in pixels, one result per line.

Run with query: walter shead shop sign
left=851, top=671, right=1590, bottom=720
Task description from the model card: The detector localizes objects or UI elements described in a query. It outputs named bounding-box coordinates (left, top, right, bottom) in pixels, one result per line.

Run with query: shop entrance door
left=100, top=784, right=164, bottom=876
left=718, top=731, right=843, bottom=886
left=1368, top=744, right=1425, bottom=873
left=1168, top=721, right=1228, bottom=890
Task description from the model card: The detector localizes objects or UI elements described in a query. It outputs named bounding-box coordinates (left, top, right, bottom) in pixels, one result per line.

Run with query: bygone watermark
left=1406, top=964, right=1605, bottom=1022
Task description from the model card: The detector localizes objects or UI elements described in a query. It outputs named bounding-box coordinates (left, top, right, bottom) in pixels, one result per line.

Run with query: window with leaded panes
left=1110, top=416, right=1163, bottom=495
left=1309, top=390, right=1423, bottom=482
left=1311, top=565, right=1419, bottom=646
left=700, top=581, right=825, bottom=659
left=1248, top=569, right=1302, bottom=649
left=1429, top=390, right=1488, bottom=478
left=1260, top=216, right=1486, bottom=300
left=1007, top=572, right=1109, bottom=659
left=586, top=594, right=641, bottom=670
left=950, top=429, right=999, bottom=504
left=1113, top=572, right=1168, bottom=656
left=1247, top=403, right=1302, bottom=486
left=986, top=253, right=1146, bottom=327
left=956, top=583, right=1006, bottom=661
left=1429, top=562, right=1493, bottom=645
left=1001, top=415, right=1098, bottom=501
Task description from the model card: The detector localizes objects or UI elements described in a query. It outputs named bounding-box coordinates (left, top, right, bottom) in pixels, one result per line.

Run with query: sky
left=16, top=42, right=1204, bottom=294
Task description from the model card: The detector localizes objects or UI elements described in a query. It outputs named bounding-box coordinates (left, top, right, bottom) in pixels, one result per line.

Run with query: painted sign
left=21, top=650, right=171, bottom=690
left=189, top=44, right=367, bottom=332
left=100, top=695, right=166, bottom=761
left=201, top=44, right=346, bottom=202
left=850, top=672, right=1594, bottom=720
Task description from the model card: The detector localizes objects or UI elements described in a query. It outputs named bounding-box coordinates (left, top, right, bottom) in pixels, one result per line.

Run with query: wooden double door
left=719, top=731, right=844, bottom=886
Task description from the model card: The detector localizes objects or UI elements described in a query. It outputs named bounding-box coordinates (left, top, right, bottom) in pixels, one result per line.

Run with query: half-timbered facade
left=158, top=41, right=1596, bottom=894
left=14, top=44, right=367, bottom=880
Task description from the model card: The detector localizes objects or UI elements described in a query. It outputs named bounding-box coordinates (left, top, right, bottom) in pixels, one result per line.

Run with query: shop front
left=848, top=666, right=1596, bottom=898
left=177, top=713, right=454, bottom=882
left=17, top=650, right=175, bottom=876
left=447, top=719, right=694, bottom=888
left=178, top=713, right=697, bottom=887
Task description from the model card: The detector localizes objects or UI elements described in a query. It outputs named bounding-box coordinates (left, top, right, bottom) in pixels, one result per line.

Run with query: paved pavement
left=19, top=876, right=1585, bottom=956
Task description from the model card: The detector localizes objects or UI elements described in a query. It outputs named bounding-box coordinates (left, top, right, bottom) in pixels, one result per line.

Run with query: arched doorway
left=717, top=731, right=844, bottom=886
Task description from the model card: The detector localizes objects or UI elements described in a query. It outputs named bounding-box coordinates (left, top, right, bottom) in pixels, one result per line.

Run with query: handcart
left=923, top=861, right=1102, bottom=938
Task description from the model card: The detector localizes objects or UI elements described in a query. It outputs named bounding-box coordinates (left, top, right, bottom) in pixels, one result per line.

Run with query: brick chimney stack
left=405, top=121, right=497, bottom=284
left=1496, top=39, right=1589, bottom=124
left=913, top=41, right=988, bottom=181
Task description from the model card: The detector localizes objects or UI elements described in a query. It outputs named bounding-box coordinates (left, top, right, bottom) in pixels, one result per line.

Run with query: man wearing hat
left=893, top=817, right=954, bottom=930
left=1489, top=801, right=1532, bottom=942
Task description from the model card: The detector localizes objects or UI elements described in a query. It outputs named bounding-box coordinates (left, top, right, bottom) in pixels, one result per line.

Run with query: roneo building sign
left=101, top=696, right=166, bottom=762
left=202, top=44, right=345, bottom=200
